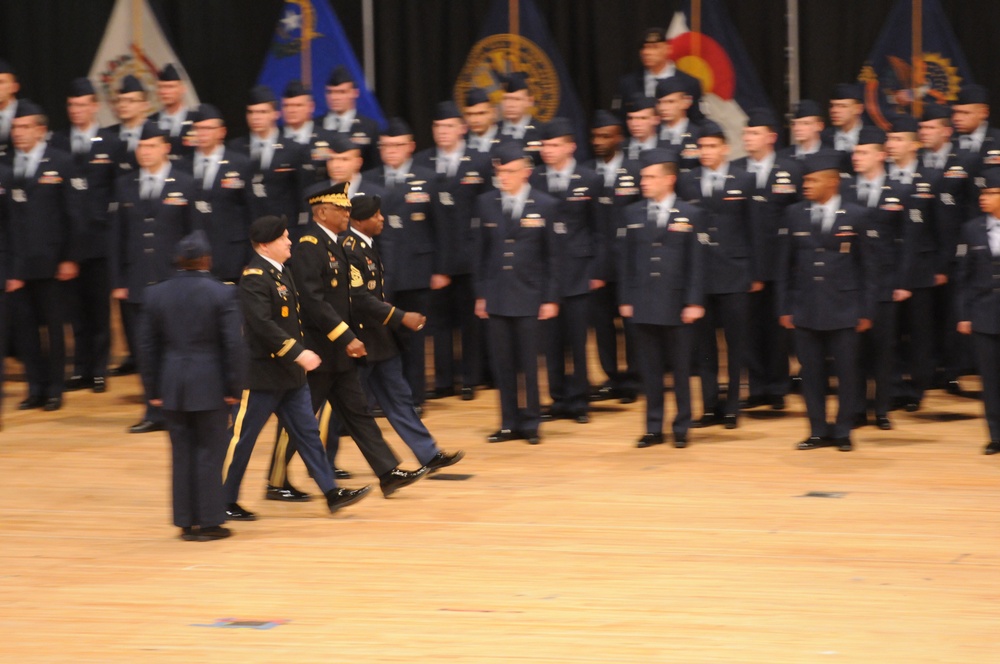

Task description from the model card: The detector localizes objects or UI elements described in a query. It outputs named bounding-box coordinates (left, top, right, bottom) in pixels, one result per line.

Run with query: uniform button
left=815, top=248, right=825, bottom=253
left=650, top=272, right=660, bottom=277
left=814, top=262, right=824, bottom=267
left=145, top=218, right=154, bottom=222
left=503, top=265, right=514, bottom=270
left=143, top=232, right=154, bottom=238
left=814, top=276, right=824, bottom=281
left=651, top=256, right=660, bottom=262
left=652, top=242, right=662, bottom=248
left=504, top=252, right=514, bottom=257
left=505, top=239, right=515, bottom=244
left=144, top=248, right=154, bottom=254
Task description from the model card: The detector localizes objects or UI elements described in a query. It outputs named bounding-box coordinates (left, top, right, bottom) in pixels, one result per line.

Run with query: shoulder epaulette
left=299, top=235, right=318, bottom=244
left=342, top=236, right=356, bottom=250
left=242, top=268, right=264, bottom=276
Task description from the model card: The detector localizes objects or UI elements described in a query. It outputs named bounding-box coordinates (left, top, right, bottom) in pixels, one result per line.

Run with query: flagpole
left=691, top=0, right=701, bottom=60
left=509, top=0, right=520, bottom=71
left=131, top=0, right=142, bottom=74
left=301, top=0, right=314, bottom=87
left=912, top=0, right=923, bottom=117
left=362, top=0, right=376, bottom=91
left=787, top=0, right=800, bottom=111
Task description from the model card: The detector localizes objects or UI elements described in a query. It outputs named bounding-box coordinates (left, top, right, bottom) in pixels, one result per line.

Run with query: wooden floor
left=2, top=361, right=1000, bottom=663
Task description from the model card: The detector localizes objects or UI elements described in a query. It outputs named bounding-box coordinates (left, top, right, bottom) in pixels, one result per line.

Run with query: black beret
left=118, top=74, right=145, bottom=95
left=856, top=125, right=886, bottom=146
left=540, top=117, right=574, bottom=140
left=248, top=85, right=276, bottom=106
left=192, top=103, right=224, bottom=123
left=957, top=84, right=989, bottom=106
left=138, top=121, right=167, bottom=141
left=920, top=104, right=952, bottom=123
left=158, top=63, right=181, bottom=81
left=502, top=71, right=530, bottom=94
left=639, top=148, right=679, bottom=168
left=625, top=94, right=656, bottom=113
left=249, top=215, right=287, bottom=244
left=14, top=99, right=43, bottom=118
left=793, top=99, right=823, bottom=119
left=888, top=115, right=919, bottom=133
left=641, top=27, right=667, bottom=44
left=382, top=117, right=412, bottom=137
left=699, top=120, right=726, bottom=140
left=802, top=149, right=844, bottom=175
left=433, top=101, right=462, bottom=121
left=174, top=229, right=211, bottom=263
left=306, top=181, right=351, bottom=208
left=831, top=83, right=863, bottom=102
left=464, top=88, right=491, bottom=107
left=492, top=141, right=528, bottom=165
left=980, top=168, right=1000, bottom=190
left=655, top=77, right=688, bottom=99
left=283, top=80, right=310, bottom=99
left=0, top=59, right=14, bottom=76
left=326, top=65, right=354, bottom=87
left=745, top=108, right=778, bottom=130
left=592, top=110, right=622, bottom=129
left=329, top=134, right=360, bottom=153
left=68, top=77, right=95, bottom=98
left=349, top=194, right=382, bottom=221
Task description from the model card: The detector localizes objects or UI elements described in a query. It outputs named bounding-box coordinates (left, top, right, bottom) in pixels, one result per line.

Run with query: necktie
left=960, top=135, right=975, bottom=152
left=141, top=175, right=155, bottom=200
left=713, top=173, right=723, bottom=192
left=648, top=202, right=659, bottom=224
left=195, top=156, right=208, bottom=183
left=857, top=181, right=869, bottom=204
left=502, top=197, right=514, bottom=224
left=990, top=220, right=1000, bottom=256
left=14, top=154, right=28, bottom=180
left=811, top=205, right=824, bottom=231
left=628, top=143, right=640, bottom=160
left=73, top=134, right=87, bottom=156
left=201, top=156, right=214, bottom=189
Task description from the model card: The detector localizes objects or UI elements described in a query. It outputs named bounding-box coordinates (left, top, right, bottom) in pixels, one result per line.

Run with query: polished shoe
left=426, top=386, right=455, bottom=400
left=180, top=526, right=199, bottom=542
left=618, top=390, right=638, bottom=404
left=325, top=485, right=372, bottom=512
left=541, top=406, right=567, bottom=421
left=589, top=385, right=616, bottom=402
left=674, top=433, right=688, bottom=449
left=946, top=380, right=962, bottom=396
left=524, top=430, right=541, bottom=445
left=574, top=413, right=590, bottom=424
left=693, top=412, right=723, bottom=428
left=65, top=375, right=93, bottom=391
left=333, top=467, right=353, bottom=480
left=414, top=404, right=425, bottom=417
left=835, top=438, right=854, bottom=452
left=741, top=395, right=769, bottom=409
left=461, top=386, right=475, bottom=401
left=985, top=441, right=1000, bottom=455
left=797, top=436, right=830, bottom=450
left=108, top=360, right=137, bottom=376
left=129, top=420, right=166, bottom=434
left=18, top=396, right=45, bottom=410
left=379, top=467, right=429, bottom=497
left=92, top=377, right=107, bottom=393
left=487, top=429, right=520, bottom=443
left=423, top=450, right=465, bottom=473
left=723, top=414, right=737, bottom=430
left=198, top=525, right=233, bottom=541
left=875, top=416, right=892, bottom=431
left=43, top=397, right=62, bottom=412
left=769, top=395, right=786, bottom=410
left=904, top=400, right=920, bottom=413
left=265, top=484, right=311, bottom=502
left=636, top=433, right=664, bottom=448
left=226, top=503, right=257, bottom=521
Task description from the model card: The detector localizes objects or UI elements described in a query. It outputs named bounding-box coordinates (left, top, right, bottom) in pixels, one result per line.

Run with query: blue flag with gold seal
left=454, top=0, right=588, bottom=154
left=858, top=0, right=973, bottom=128
left=257, top=0, right=385, bottom=126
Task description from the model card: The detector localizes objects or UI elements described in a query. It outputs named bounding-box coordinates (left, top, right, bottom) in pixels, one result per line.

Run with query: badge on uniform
left=411, top=212, right=426, bottom=221
left=281, top=306, right=289, bottom=317
left=840, top=242, right=851, bottom=254
left=276, top=283, right=289, bottom=299
left=350, top=265, right=364, bottom=287
left=405, top=191, right=431, bottom=204
left=367, top=280, right=376, bottom=290
left=12, top=189, right=26, bottom=203
left=520, top=214, right=545, bottom=228
left=668, top=219, right=692, bottom=232
left=330, top=278, right=338, bottom=288
left=38, top=173, right=63, bottom=185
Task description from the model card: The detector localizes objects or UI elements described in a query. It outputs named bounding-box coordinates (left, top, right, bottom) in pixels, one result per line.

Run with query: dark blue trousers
left=360, top=354, right=439, bottom=464
left=165, top=408, right=228, bottom=529
left=544, top=292, right=591, bottom=415
left=488, top=314, right=542, bottom=433
left=795, top=326, right=860, bottom=440
left=634, top=322, right=694, bottom=436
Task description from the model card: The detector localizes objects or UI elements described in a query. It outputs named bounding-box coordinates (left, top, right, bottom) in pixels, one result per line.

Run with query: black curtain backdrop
left=2, top=0, right=999, bottom=150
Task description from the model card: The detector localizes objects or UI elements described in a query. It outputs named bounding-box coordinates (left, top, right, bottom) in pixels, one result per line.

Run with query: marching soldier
left=617, top=148, right=705, bottom=449
left=320, top=65, right=380, bottom=171
left=148, top=64, right=196, bottom=162
left=52, top=78, right=122, bottom=394
left=222, top=215, right=371, bottom=521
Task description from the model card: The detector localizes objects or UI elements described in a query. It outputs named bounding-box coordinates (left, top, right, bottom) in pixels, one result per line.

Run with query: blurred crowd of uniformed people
left=3, top=22, right=1000, bottom=471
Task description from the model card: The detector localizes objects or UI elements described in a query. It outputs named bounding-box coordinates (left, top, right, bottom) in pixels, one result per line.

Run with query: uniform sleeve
left=685, top=207, right=705, bottom=307
left=775, top=209, right=794, bottom=318
left=473, top=195, right=489, bottom=299
left=239, top=273, right=307, bottom=365
left=955, top=222, right=974, bottom=324
left=219, top=285, right=247, bottom=398
left=137, top=289, right=164, bottom=400
left=289, top=238, right=356, bottom=349
left=858, top=208, right=879, bottom=321
left=110, top=176, right=128, bottom=290
left=543, top=200, right=562, bottom=304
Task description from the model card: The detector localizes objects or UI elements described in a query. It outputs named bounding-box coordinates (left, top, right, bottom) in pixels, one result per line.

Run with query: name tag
left=840, top=242, right=851, bottom=253
left=38, top=174, right=63, bottom=185
left=405, top=191, right=431, bottom=204
left=163, top=197, right=188, bottom=206
left=520, top=216, right=545, bottom=228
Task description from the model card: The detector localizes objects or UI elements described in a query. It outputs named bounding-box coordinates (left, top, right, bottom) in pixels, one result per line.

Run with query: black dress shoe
left=65, top=375, right=93, bottom=391
left=946, top=380, right=962, bottom=396
left=741, top=395, right=769, bottom=409
left=109, top=360, right=137, bottom=376
left=18, top=396, right=45, bottom=410
left=769, top=395, right=786, bottom=410
left=835, top=438, right=854, bottom=452
left=426, top=386, right=455, bottom=400
left=797, top=436, right=829, bottom=450
left=723, top=414, right=737, bottom=429
left=423, top=450, right=465, bottom=473
left=524, top=430, right=541, bottom=445
left=636, top=433, right=664, bottom=448
left=325, top=485, right=372, bottom=512
left=379, top=467, right=429, bottom=497
left=92, top=377, right=107, bottom=393
left=180, top=526, right=199, bottom=542
left=589, top=385, right=616, bottom=402
left=129, top=420, right=166, bottom=434
left=693, top=412, right=723, bottom=428
left=198, top=525, right=233, bottom=541
left=226, top=503, right=257, bottom=521
left=618, top=390, right=638, bottom=404
left=43, top=397, right=62, bottom=412
left=876, top=416, right=892, bottom=430
left=673, top=433, right=688, bottom=449
left=461, top=386, right=475, bottom=401
left=487, top=429, right=519, bottom=443
left=904, top=400, right=920, bottom=413
left=574, top=413, right=590, bottom=424
left=984, top=441, right=1000, bottom=455
left=265, top=484, right=311, bottom=502
left=333, top=467, right=353, bottom=480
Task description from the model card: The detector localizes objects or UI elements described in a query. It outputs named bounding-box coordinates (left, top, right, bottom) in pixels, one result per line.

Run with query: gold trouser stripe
left=382, top=306, right=396, bottom=325
left=222, top=390, right=251, bottom=484
left=317, top=402, right=332, bottom=447
left=327, top=321, right=349, bottom=342
left=270, top=428, right=289, bottom=487
left=276, top=338, right=297, bottom=357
